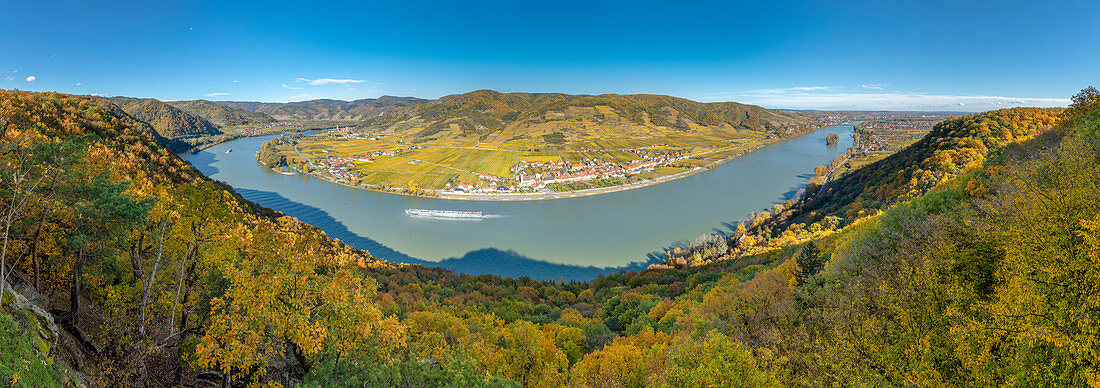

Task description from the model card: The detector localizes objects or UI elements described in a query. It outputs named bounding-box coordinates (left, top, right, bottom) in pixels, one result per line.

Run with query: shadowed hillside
left=167, top=99, right=276, bottom=127
left=106, top=96, right=223, bottom=139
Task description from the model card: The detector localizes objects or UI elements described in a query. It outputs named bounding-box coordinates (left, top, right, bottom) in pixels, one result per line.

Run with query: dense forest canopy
left=0, top=87, right=1098, bottom=387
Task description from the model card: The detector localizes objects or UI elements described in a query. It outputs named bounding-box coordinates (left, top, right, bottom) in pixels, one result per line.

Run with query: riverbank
left=287, top=140, right=775, bottom=201
left=286, top=123, right=855, bottom=202
left=183, top=125, right=338, bottom=154
left=183, top=122, right=856, bottom=274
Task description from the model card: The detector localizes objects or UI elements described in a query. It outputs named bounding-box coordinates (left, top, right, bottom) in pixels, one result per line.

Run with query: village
left=446, top=149, right=699, bottom=194
left=851, top=117, right=943, bottom=156
left=299, top=140, right=699, bottom=195
left=304, top=145, right=423, bottom=184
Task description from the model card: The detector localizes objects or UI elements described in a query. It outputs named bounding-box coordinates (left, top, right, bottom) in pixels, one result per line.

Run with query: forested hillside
left=803, top=107, right=1063, bottom=220
left=106, top=96, right=223, bottom=139
left=166, top=99, right=276, bottom=127
left=1, top=88, right=1098, bottom=387
left=216, top=96, right=429, bottom=121
left=363, top=90, right=814, bottom=138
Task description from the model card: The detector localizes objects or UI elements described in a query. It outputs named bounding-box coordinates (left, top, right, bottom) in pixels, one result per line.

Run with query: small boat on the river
left=405, top=209, right=484, bottom=219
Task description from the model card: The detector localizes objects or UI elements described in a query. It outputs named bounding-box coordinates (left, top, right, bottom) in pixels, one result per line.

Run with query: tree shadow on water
left=182, top=149, right=220, bottom=176
left=232, top=188, right=636, bottom=281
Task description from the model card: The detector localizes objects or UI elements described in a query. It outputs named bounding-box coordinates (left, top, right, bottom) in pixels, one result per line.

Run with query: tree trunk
left=178, top=256, right=198, bottom=336
left=140, top=219, right=168, bottom=338
left=30, top=212, right=46, bottom=292
left=130, top=232, right=146, bottom=279
left=71, top=248, right=83, bottom=325
left=1, top=210, right=14, bottom=304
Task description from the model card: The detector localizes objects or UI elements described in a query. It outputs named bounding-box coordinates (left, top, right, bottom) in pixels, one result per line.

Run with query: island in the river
left=257, top=90, right=827, bottom=199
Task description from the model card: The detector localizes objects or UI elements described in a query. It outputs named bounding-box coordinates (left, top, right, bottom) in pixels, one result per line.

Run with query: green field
left=277, top=119, right=783, bottom=194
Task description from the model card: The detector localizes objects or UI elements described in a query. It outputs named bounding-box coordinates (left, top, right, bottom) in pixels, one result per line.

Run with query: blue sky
left=1, top=0, right=1097, bottom=110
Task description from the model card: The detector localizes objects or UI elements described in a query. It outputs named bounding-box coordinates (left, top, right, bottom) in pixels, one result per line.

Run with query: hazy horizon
left=3, top=0, right=1096, bottom=111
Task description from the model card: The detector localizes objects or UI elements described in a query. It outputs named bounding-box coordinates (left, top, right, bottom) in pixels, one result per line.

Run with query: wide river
left=182, top=124, right=854, bottom=280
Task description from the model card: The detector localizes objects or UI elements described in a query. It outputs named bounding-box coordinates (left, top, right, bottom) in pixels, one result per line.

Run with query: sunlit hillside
left=2, top=87, right=1098, bottom=386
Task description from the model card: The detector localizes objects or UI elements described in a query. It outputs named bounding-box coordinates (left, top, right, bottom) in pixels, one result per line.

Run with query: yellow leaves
left=495, top=320, right=568, bottom=387
left=661, top=330, right=780, bottom=388
left=194, top=216, right=401, bottom=381
left=570, top=339, right=650, bottom=388
left=648, top=299, right=675, bottom=323
left=1078, top=215, right=1100, bottom=252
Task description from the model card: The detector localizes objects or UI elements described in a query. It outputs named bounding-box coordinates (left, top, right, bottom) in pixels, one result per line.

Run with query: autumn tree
left=660, top=331, right=778, bottom=387
left=63, top=172, right=153, bottom=324
left=794, top=242, right=823, bottom=286
left=957, top=132, right=1100, bottom=385
left=1066, top=86, right=1099, bottom=136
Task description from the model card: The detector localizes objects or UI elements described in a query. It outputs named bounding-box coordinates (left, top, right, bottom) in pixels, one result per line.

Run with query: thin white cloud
left=25, top=76, right=36, bottom=83
left=232, top=80, right=240, bottom=83
left=743, top=86, right=835, bottom=95
left=287, top=93, right=318, bottom=102
left=859, top=84, right=886, bottom=90
left=76, top=82, right=83, bottom=86
left=295, top=77, right=364, bottom=86
left=281, top=83, right=302, bottom=90
left=206, top=92, right=230, bottom=97
left=700, top=86, right=1070, bottom=111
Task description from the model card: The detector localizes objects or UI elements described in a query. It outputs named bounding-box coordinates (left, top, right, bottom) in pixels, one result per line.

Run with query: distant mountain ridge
left=94, top=91, right=817, bottom=152
left=98, top=96, right=281, bottom=152
left=214, top=95, right=429, bottom=121
left=167, top=99, right=276, bottom=127
left=361, top=89, right=815, bottom=139
left=106, top=96, right=223, bottom=139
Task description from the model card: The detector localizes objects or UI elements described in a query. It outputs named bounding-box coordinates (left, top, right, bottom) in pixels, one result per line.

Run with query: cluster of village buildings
left=441, top=151, right=694, bottom=194
left=855, top=133, right=891, bottom=154
left=298, top=130, right=702, bottom=194
left=855, top=119, right=937, bottom=155
left=307, top=145, right=422, bottom=183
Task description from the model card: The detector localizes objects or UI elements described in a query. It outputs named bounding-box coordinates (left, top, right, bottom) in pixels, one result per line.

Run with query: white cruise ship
left=405, top=208, right=484, bottom=219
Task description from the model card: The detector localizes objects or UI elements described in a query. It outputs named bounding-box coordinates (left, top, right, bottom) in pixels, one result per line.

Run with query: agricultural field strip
left=309, top=135, right=753, bottom=158
left=387, top=154, right=481, bottom=175
left=299, top=135, right=761, bottom=180
left=280, top=126, right=777, bottom=192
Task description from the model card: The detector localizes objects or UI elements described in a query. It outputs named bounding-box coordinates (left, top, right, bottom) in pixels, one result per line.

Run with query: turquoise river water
left=181, top=123, right=855, bottom=280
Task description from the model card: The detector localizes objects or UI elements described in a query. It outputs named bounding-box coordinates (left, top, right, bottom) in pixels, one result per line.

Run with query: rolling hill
left=106, top=96, right=223, bottom=139
left=362, top=90, right=816, bottom=140
left=215, top=95, right=429, bottom=121
left=167, top=99, right=276, bottom=127
left=2, top=88, right=1099, bottom=387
